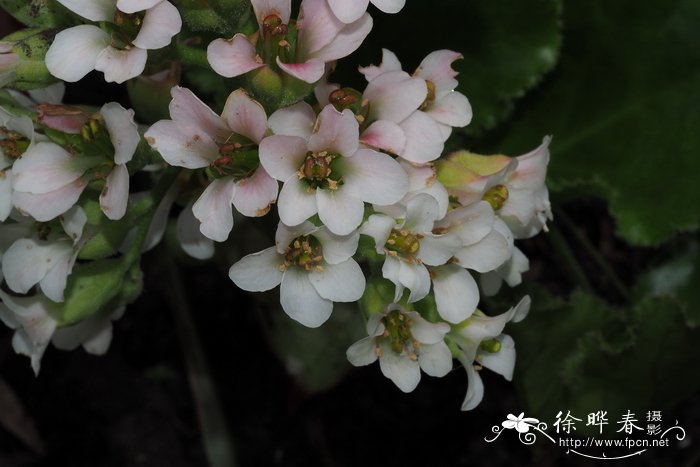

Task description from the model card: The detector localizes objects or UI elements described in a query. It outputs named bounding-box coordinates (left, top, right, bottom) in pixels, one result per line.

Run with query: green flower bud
left=0, top=28, right=56, bottom=90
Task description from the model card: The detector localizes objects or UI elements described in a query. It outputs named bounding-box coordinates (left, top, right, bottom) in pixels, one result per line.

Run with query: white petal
left=276, top=58, right=326, bottom=84
left=296, top=0, right=344, bottom=57
left=454, top=229, right=511, bottom=273
left=479, top=334, right=516, bottom=380
left=95, top=46, right=148, bottom=83
left=414, top=49, right=461, bottom=92
left=12, top=142, right=92, bottom=193
left=251, top=0, right=292, bottom=24
left=363, top=71, right=426, bottom=123
left=371, top=0, right=405, bottom=14
left=419, top=342, right=452, bottom=377
left=431, top=264, right=479, bottom=323
left=341, top=149, right=408, bottom=205
left=28, top=82, right=65, bottom=105
left=426, top=91, right=472, bottom=128
left=100, top=164, right=130, bottom=220
left=402, top=193, right=439, bottom=233
left=360, top=214, right=395, bottom=253
left=310, top=13, right=373, bottom=63
left=207, top=35, right=264, bottom=78
left=221, top=88, right=268, bottom=143
left=145, top=120, right=219, bottom=168
left=192, top=178, right=235, bottom=242
left=382, top=256, right=404, bottom=302
left=308, top=259, right=365, bottom=301
left=277, top=178, right=318, bottom=227
left=379, top=342, right=421, bottom=392
left=0, top=170, right=12, bottom=221
left=56, top=0, right=115, bottom=21
left=101, top=102, right=139, bottom=164
left=437, top=201, right=495, bottom=246
left=346, top=336, right=378, bottom=366
left=316, top=187, right=364, bottom=235
left=168, top=86, right=230, bottom=142
left=231, top=167, right=278, bottom=217
left=308, top=106, right=358, bottom=156
left=399, top=111, right=444, bottom=163
left=176, top=203, right=215, bottom=260
left=359, top=120, right=406, bottom=154
left=268, top=101, right=316, bottom=138
left=229, top=246, right=283, bottom=292
left=358, top=48, right=402, bottom=81
left=312, top=227, right=359, bottom=264
left=399, top=261, right=430, bottom=303
left=117, top=0, right=161, bottom=13
left=258, top=135, right=308, bottom=181
left=39, top=248, right=78, bottom=302
left=132, top=1, right=182, bottom=50
left=274, top=221, right=318, bottom=253
left=280, top=267, right=333, bottom=328
left=461, top=356, right=485, bottom=411
left=12, top=180, right=87, bottom=222
left=2, top=239, right=72, bottom=295
left=407, top=312, right=449, bottom=344
left=327, top=0, right=369, bottom=23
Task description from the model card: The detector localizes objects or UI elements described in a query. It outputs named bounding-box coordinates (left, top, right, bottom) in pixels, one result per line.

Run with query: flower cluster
left=0, top=0, right=551, bottom=410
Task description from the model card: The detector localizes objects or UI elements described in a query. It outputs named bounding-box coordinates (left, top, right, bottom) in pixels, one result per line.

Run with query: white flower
left=12, top=103, right=138, bottom=221
left=362, top=194, right=478, bottom=323
left=346, top=303, right=451, bottom=392
left=1, top=206, right=87, bottom=302
left=1, top=108, right=36, bottom=221
left=260, top=103, right=408, bottom=235
left=449, top=295, right=530, bottom=410
left=145, top=87, right=278, bottom=242
left=327, top=0, right=405, bottom=23
left=45, top=0, right=182, bottom=83
left=229, top=221, right=365, bottom=328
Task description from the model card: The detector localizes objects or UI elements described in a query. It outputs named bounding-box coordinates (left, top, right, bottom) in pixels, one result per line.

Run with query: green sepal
left=173, top=0, right=254, bottom=36
left=413, top=292, right=440, bottom=323
left=358, top=277, right=395, bottom=319
left=77, top=199, right=132, bottom=261
left=0, top=0, right=75, bottom=28
left=1, top=28, right=57, bottom=90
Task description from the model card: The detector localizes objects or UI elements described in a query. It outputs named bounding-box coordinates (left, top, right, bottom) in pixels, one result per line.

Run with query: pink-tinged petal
left=360, top=214, right=395, bottom=253
left=1, top=239, right=66, bottom=294
left=221, top=89, right=268, bottom=143
left=0, top=170, right=12, bottom=221
left=100, top=164, right=129, bottom=220
left=207, top=35, right=264, bottom=78
left=311, top=13, right=373, bottom=63
left=358, top=48, right=402, bottom=81
left=327, top=0, right=369, bottom=23
left=168, top=86, right=230, bottom=141
left=296, top=0, right=344, bottom=57
left=275, top=57, right=325, bottom=84
left=417, top=233, right=461, bottom=266
left=371, top=0, right=405, bottom=14
left=399, top=261, right=431, bottom=303
left=510, top=136, right=551, bottom=189
left=454, top=229, right=511, bottom=273
left=258, top=135, right=308, bottom=181
left=12, top=180, right=87, bottom=221
left=101, top=102, right=139, bottom=164
left=346, top=336, right=378, bottom=366
left=312, top=227, right=359, bottom=264
left=341, top=148, right=408, bottom=206
left=95, top=46, right=147, bottom=83
left=117, top=0, right=161, bottom=14
left=192, top=178, right=235, bottom=242
left=309, top=259, right=365, bottom=301
left=363, top=71, right=426, bottom=123
left=132, top=0, right=182, bottom=50
left=419, top=342, right=452, bottom=377
left=402, top=193, right=440, bottom=233
left=415, top=50, right=462, bottom=92
left=316, top=187, right=364, bottom=235
left=314, top=75, right=340, bottom=107
left=461, top=355, right=485, bottom=411
left=45, top=25, right=110, bottom=82
left=12, top=142, right=95, bottom=194
left=232, top=167, right=278, bottom=217
left=56, top=0, right=115, bottom=21
left=277, top=177, right=318, bottom=226
left=144, top=120, right=219, bottom=168
left=176, top=204, right=215, bottom=260
left=308, top=106, right=358, bottom=155
left=251, top=0, right=292, bottom=24
left=399, top=111, right=444, bottom=163
left=229, top=246, right=283, bottom=292
left=280, top=267, right=333, bottom=328
left=268, top=101, right=316, bottom=138
left=432, top=264, right=479, bottom=323
left=479, top=334, right=516, bottom=380
left=382, top=256, right=404, bottom=301
left=379, top=341, right=421, bottom=392
left=359, top=120, right=406, bottom=154
left=426, top=91, right=472, bottom=128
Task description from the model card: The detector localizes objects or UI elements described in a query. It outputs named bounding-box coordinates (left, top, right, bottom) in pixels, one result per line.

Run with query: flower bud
left=0, top=28, right=56, bottom=90
left=37, top=104, right=92, bottom=134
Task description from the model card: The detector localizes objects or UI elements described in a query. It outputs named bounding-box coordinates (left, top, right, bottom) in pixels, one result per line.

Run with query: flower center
left=262, top=14, right=288, bottom=39
left=381, top=308, right=419, bottom=357
left=281, top=235, right=323, bottom=271
left=299, top=150, right=342, bottom=190
left=479, top=338, right=502, bottom=354
left=109, top=10, right=146, bottom=50
left=482, top=184, right=509, bottom=211
left=385, top=228, right=422, bottom=261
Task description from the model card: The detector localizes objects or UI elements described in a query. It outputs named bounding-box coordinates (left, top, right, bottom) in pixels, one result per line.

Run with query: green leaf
left=490, top=0, right=700, bottom=245
left=511, top=290, right=700, bottom=430
left=172, top=0, right=254, bottom=36
left=336, top=0, right=562, bottom=135
left=0, top=0, right=74, bottom=28
left=264, top=302, right=366, bottom=393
